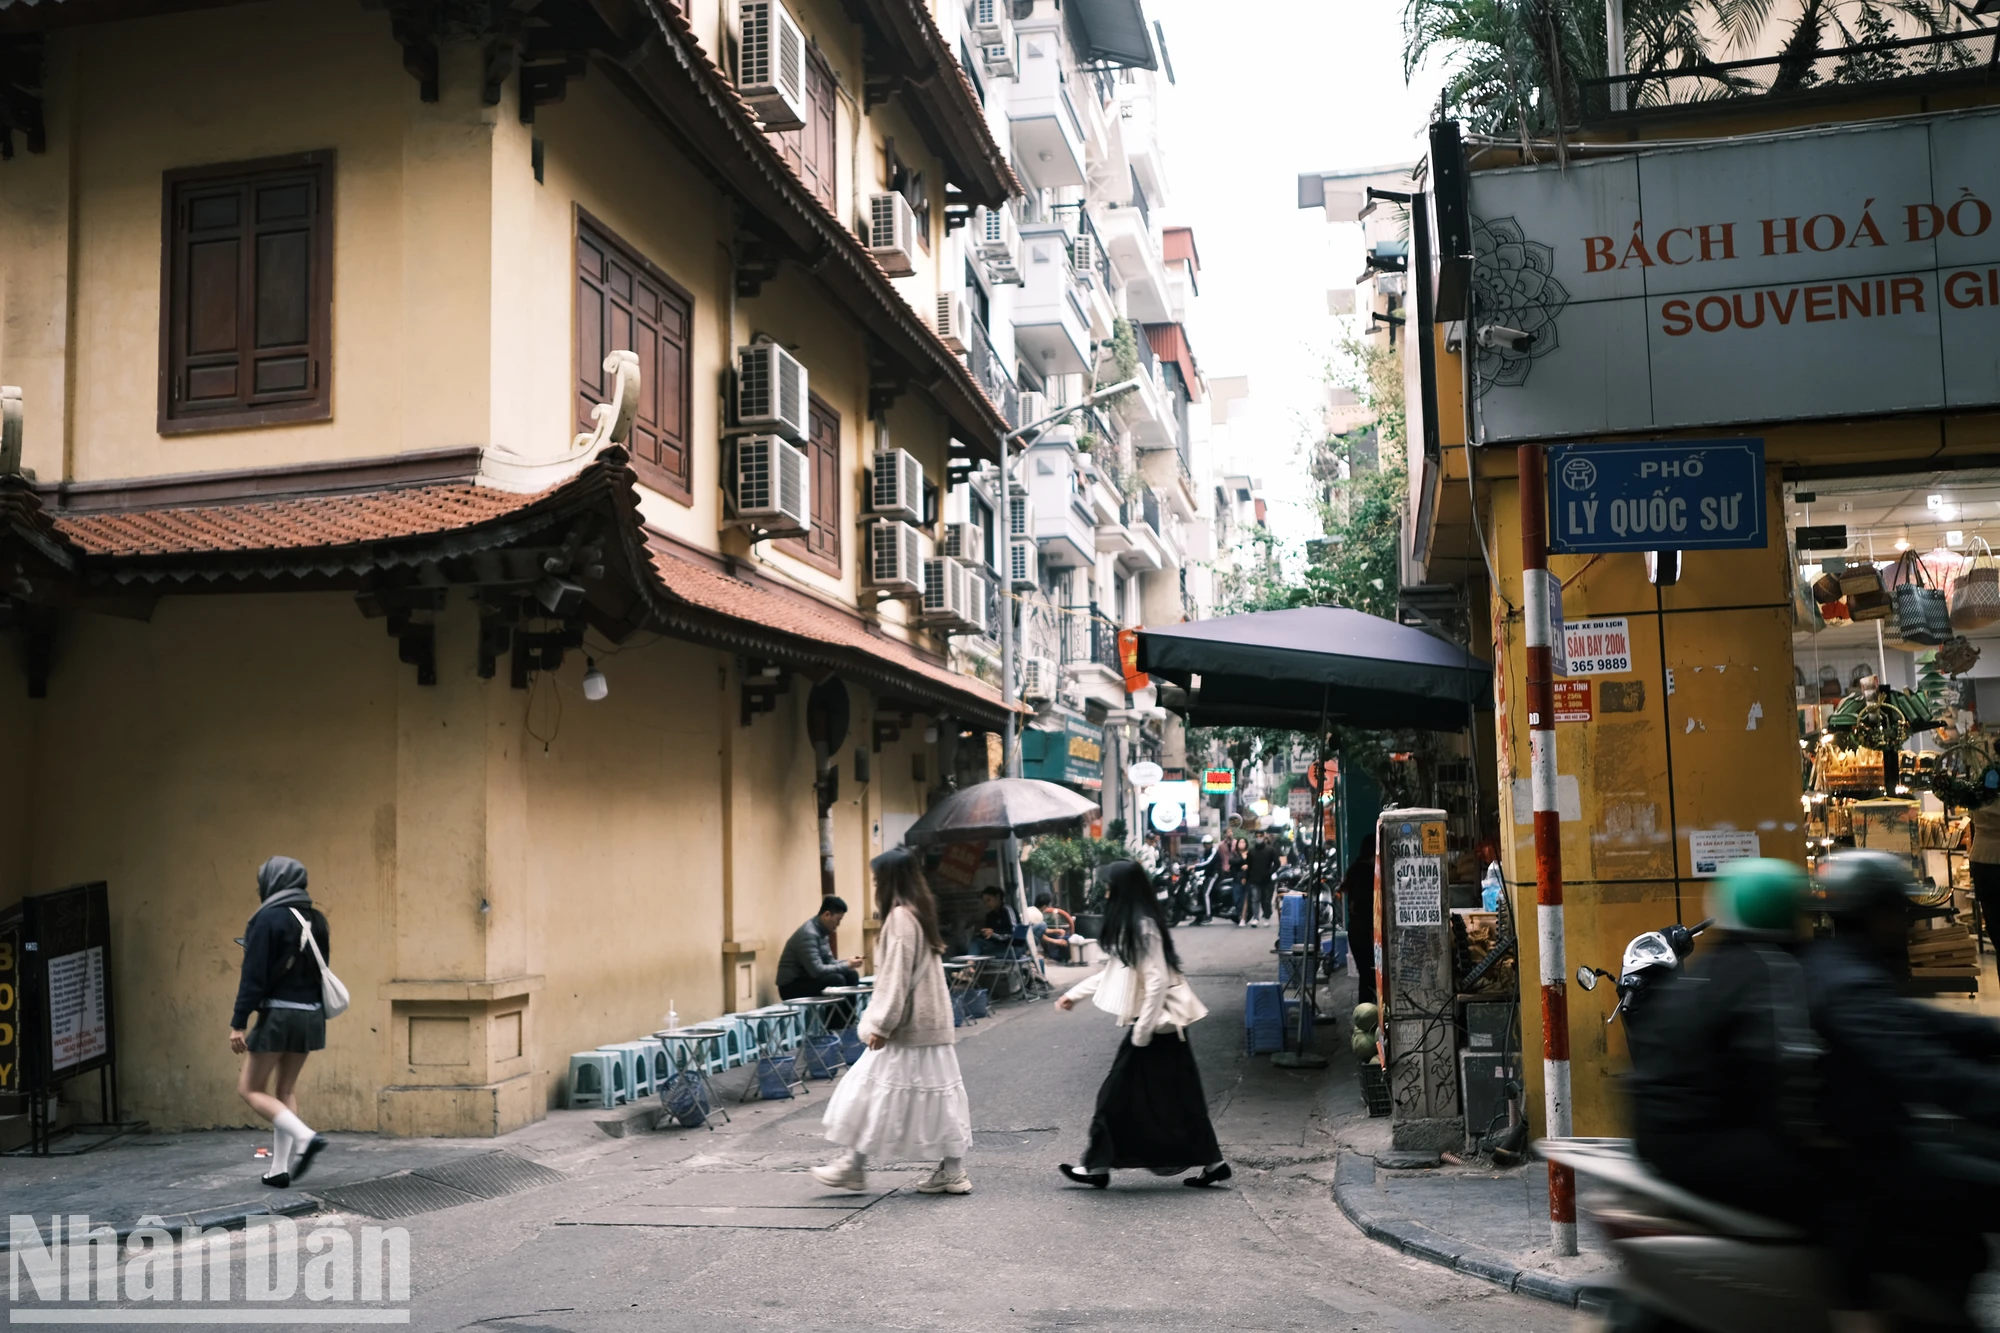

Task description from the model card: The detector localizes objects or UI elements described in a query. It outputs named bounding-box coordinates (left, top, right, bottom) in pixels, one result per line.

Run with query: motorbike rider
left=1804, top=850, right=2000, bottom=1309
left=1625, top=857, right=1827, bottom=1230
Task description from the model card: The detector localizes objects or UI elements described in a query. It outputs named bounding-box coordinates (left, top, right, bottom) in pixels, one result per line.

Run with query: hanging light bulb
left=582, top=657, right=608, bottom=701
left=1894, top=534, right=1912, bottom=551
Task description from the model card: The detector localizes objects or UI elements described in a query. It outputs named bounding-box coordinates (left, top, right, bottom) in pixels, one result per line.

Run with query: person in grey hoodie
left=230, top=856, right=331, bottom=1187
left=812, top=849, right=972, bottom=1196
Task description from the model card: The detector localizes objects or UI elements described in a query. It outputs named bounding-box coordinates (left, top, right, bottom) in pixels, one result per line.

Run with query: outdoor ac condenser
left=921, top=556, right=968, bottom=624
left=867, top=519, right=928, bottom=597
left=728, top=435, right=811, bottom=536
left=1009, top=538, right=1038, bottom=590
left=1021, top=656, right=1056, bottom=701
left=934, top=290, right=973, bottom=353
left=870, top=447, right=924, bottom=524
left=867, top=192, right=921, bottom=277
left=974, top=206, right=1020, bottom=282
left=736, top=341, right=809, bottom=441
left=735, top=0, right=808, bottom=131
left=958, top=565, right=993, bottom=636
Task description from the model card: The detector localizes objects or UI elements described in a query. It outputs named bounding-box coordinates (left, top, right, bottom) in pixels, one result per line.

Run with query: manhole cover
left=312, top=1152, right=564, bottom=1219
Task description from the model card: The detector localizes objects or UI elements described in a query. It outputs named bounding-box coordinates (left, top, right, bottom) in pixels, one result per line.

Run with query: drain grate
left=413, top=1151, right=563, bottom=1200
left=312, top=1152, right=564, bottom=1220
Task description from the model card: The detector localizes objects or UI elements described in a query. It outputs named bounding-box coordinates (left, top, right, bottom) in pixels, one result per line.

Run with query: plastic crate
left=1360, top=1063, right=1392, bottom=1117
left=1244, top=982, right=1284, bottom=1054
left=1278, top=894, right=1310, bottom=950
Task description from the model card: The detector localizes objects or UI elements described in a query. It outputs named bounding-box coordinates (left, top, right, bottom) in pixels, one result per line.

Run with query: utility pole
left=1605, top=0, right=1628, bottom=111
left=1519, top=442, right=1576, bottom=1257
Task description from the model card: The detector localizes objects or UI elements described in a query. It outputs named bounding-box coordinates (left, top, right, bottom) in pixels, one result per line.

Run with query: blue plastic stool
left=1244, top=982, right=1284, bottom=1056
left=597, top=1040, right=659, bottom=1100
left=566, top=1051, right=621, bottom=1108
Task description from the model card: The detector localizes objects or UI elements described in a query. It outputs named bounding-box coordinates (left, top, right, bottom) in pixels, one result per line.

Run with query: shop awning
left=1143, top=323, right=1202, bottom=403
left=1135, top=605, right=1491, bottom=732
left=1065, top=0, right=1158, bottom=69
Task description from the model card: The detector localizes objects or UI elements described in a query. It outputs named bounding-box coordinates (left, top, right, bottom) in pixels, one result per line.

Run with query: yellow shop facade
left=1408, top=76, right=2000, bottom=1135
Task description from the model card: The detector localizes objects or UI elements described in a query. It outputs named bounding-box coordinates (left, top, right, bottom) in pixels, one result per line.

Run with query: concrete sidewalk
left=1332, top=1144, right=1617, bottom=1309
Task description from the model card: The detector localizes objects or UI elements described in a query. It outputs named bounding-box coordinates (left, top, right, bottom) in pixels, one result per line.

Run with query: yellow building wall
left=1486, top=469, right=1803, bottom=1135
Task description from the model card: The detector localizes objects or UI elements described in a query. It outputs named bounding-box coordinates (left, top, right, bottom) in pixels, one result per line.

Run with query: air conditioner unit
left=969, top=0, right=1009, bottom=43
left=870, top=447, right=924, bottom=523
left=1007, top=493, right=1029, bottom=539
left=1017, top=390, right=1048, bottom=427
left=1020, top=656, right=1056, bottom=702
left=735, top=0, right=808, bottom=131
left=728, top=434, right=811, bottom=534
left=1071, top=231, right=1100, bottom=284
left=980, top=39, right=1016, bottom=80
left=736, top=341, right=809, bottom=441
left=867, top=519, right=928, bottom=597
left=921, top=556, right=969, bottom=624
left=958, top=565, right=992, bottom=636
left=973, top=206, right=1020, bottom=283
left=934, top=290, right=974, bottom=354
left=867, top=192, right=921, bottom=277
left=942, top=518, right=986, bottom=564
left=1008, top=538, right=1038, bottom=589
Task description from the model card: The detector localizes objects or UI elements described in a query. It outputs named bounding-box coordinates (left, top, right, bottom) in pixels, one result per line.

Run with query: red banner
left=1117, top=628, right=1150, bottom=693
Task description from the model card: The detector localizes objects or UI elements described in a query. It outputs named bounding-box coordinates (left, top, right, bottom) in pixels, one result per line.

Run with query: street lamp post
left=994, top=379, right=1141, bottom=907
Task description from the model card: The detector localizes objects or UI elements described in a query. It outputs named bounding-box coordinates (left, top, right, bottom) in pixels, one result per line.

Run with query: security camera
left=1477, top=324, right=1537, bottom=353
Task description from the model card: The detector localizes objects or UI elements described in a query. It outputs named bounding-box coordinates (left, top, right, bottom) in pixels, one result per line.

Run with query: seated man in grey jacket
left=777, top=896, right=863, bottom=1023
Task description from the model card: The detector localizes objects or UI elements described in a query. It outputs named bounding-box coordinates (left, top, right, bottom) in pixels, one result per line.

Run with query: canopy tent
left=1134, top=605, right=1492, bottom=733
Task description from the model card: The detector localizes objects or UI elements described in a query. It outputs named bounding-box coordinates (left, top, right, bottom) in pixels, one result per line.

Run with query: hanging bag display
left=1952, top=537, right=2000, bottom=629
left=1892, top=552, right=1952, bottom=645
left=1843, top=558, right=1892, bottom=621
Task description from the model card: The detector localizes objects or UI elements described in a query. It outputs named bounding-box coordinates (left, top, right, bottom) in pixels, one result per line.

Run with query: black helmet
left=1811, top=850, right=1919, bottom=922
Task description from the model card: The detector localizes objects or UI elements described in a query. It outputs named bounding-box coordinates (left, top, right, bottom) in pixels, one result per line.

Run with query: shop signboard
left=1466, top=108, right=2000, bottom=443
left=1289, top=786, right=1315, bottom=822
left=0, top=909, right=18, bottom=1093
left=1149, top=801, right=1185, bottom=833
left=1203, top=768, right=1235, bottom=794
left=1553, top=680, right=1593, bottom=722
left=1547, top=439, right=1766, bottom=553
left=1022, top=719, right=1104, bottom=790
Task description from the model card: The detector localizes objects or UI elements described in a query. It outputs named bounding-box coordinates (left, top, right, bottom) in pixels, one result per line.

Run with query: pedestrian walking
left=1056, top=860, right=1230, bottom=1189
left=812, top=849, right=973, bottom=1196
left=1239, top=832, right=1279, bottom=926
left=230, top=855, right=331, bottom=1188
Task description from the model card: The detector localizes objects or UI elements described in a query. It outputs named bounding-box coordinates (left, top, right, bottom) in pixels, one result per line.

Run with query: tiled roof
left=52, top=482, right=543, bottom=557
left=649, top=544, right=1011, bottom=714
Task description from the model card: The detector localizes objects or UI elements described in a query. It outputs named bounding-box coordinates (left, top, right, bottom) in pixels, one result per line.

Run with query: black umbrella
left=901, top=777, right=1100, bottom=847
left=1135, top=605, right=1491, bottom=732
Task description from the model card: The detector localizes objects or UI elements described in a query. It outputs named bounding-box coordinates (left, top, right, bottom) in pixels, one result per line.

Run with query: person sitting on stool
left=973, top=887, right=1020, bottom=958
left=778, top=895, right=863, bottom=1025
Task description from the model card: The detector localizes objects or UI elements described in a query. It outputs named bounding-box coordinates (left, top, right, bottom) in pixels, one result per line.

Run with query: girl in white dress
left=813, top=849, right=974, bottom=1195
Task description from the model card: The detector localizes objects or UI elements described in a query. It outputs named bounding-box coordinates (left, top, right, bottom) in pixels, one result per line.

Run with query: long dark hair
left=1097, top=860, right=1180, bottom=971
left=873, top=848, right=946, bottom=954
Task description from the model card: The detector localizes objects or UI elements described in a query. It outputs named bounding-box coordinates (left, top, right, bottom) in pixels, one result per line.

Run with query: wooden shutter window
left=780, top=394, right=841, bottom=574
left=159, top=152, right=333, bottom=433
left=576, top=212, right=694, bottom=504
left=773, top=46, right=837, bottom=212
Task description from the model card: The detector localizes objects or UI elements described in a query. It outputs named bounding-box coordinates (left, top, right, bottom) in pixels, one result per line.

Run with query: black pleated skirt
left=1082, top=1029, right=1221, bottom=1173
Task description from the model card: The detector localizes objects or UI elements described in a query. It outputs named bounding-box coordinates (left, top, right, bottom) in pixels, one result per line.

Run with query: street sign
left=1546, top=439, right=1766, bottom=554
left=1544, top=569, right=1567, bottom=677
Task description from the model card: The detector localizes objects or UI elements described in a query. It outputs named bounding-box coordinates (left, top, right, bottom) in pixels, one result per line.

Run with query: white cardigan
left=1061, top=919, right=1208, bottom=1046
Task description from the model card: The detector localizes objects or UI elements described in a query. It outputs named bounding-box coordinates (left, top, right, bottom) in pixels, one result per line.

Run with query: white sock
left=273, top=1108, right=314, bottom=1154
left=269, top=1126, right=293, bottom=1176
left=938, top=1156, right=963, bottom=1175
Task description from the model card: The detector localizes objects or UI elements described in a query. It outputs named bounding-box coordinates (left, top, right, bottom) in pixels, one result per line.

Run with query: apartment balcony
left=1118, top=361, right=1179, bottom=452
left=1097, top=203, right=1173, bottom=323
left=1115, top=489, right=1166, bottom=571
left=1024, top=439, right=1097, bottom=568
left=1009, top=27, right=1086, bottom=189
left=1059, top=604, right=1123, bottom=689
left=960, top=308, right=1019, bottom=428
left=1013, top=223, right=1092, bottom=377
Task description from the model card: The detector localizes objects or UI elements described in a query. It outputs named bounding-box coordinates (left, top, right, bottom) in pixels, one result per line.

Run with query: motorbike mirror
left=1575, top=965, right=1597, bottom=991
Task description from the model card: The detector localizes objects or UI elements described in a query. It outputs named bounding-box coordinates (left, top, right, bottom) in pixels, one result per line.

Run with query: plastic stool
left=567, top=1051, right=621, bottom=1109
left=598, top=1040, right=662, bottom=1099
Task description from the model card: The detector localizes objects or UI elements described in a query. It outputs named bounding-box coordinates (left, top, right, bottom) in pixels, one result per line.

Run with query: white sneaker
left=917, top=1164, right=972, bottom=1194
left=811, top=1159, right=868, bottom=1192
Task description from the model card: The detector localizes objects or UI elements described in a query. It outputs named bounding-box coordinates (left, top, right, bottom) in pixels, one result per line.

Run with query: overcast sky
left=1149, top=0, right=1449, bottom=546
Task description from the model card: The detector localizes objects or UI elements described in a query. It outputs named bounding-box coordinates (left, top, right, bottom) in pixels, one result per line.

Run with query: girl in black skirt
left=230, top=856, right=331, bottom=1188
left=1055, top=860, right=1230, bottom=1189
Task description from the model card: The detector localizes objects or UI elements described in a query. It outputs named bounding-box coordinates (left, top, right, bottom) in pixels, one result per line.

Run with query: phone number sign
left=1563, top=618, right=1632, bottom=675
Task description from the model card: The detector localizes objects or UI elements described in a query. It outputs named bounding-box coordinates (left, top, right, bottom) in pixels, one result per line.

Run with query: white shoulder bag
left=290, top=908, right=351, bottom=1019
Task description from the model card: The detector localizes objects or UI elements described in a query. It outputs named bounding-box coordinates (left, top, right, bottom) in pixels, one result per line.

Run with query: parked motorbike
left=1574, top=917, right=1709, bottom=1027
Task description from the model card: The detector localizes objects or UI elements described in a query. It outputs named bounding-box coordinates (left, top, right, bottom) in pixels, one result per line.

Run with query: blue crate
left=1278, top=894, right=1311, bottom=950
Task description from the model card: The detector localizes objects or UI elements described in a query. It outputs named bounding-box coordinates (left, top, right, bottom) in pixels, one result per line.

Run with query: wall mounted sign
left=1547, top=439, right=1767, bottom=553
left=1467, top=108, right=2000, bottom=442
left=1553, top=680, right=1593, bottom=722
left=1203, top=768, right=1235, bottom=794
left=1562, top=618, right=1634, bottom=675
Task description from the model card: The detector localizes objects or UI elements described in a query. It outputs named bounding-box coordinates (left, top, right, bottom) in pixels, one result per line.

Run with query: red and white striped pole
left=1518, top=443, right=1577, bottom=1256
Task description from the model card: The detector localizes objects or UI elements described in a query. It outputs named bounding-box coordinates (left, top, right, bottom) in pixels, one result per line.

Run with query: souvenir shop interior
left=1793, top=468, right=2000, bottom=997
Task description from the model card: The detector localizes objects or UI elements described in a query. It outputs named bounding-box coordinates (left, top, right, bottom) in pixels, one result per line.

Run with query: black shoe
left=1059, top=1163, right=1109, bottom=1189
left=261, top=1171, right=292, bottom=1189
left=1184, top=1163, right=1233, bottom=1188
left=289, top=1135, right=328, bottom=1184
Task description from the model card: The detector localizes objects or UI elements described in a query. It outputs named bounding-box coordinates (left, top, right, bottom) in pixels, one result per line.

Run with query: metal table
left=652, top=1026, right=731, bottom=1127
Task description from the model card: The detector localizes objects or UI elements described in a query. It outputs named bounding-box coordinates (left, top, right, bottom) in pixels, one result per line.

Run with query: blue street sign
left=1546, top=439, right=1766, bottom=554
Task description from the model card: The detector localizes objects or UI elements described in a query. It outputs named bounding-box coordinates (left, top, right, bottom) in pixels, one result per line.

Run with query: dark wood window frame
left=778, top=391, right=842, bottom=576
left=774, top=43, right=838, bottom=212
left=575, top=208, right=696, bottom=505
left=157, top=151, right=335, bottom=435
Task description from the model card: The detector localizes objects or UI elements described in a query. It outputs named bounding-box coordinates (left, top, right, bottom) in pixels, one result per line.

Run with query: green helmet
left=1706, top=857, right=1807, bottom=936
